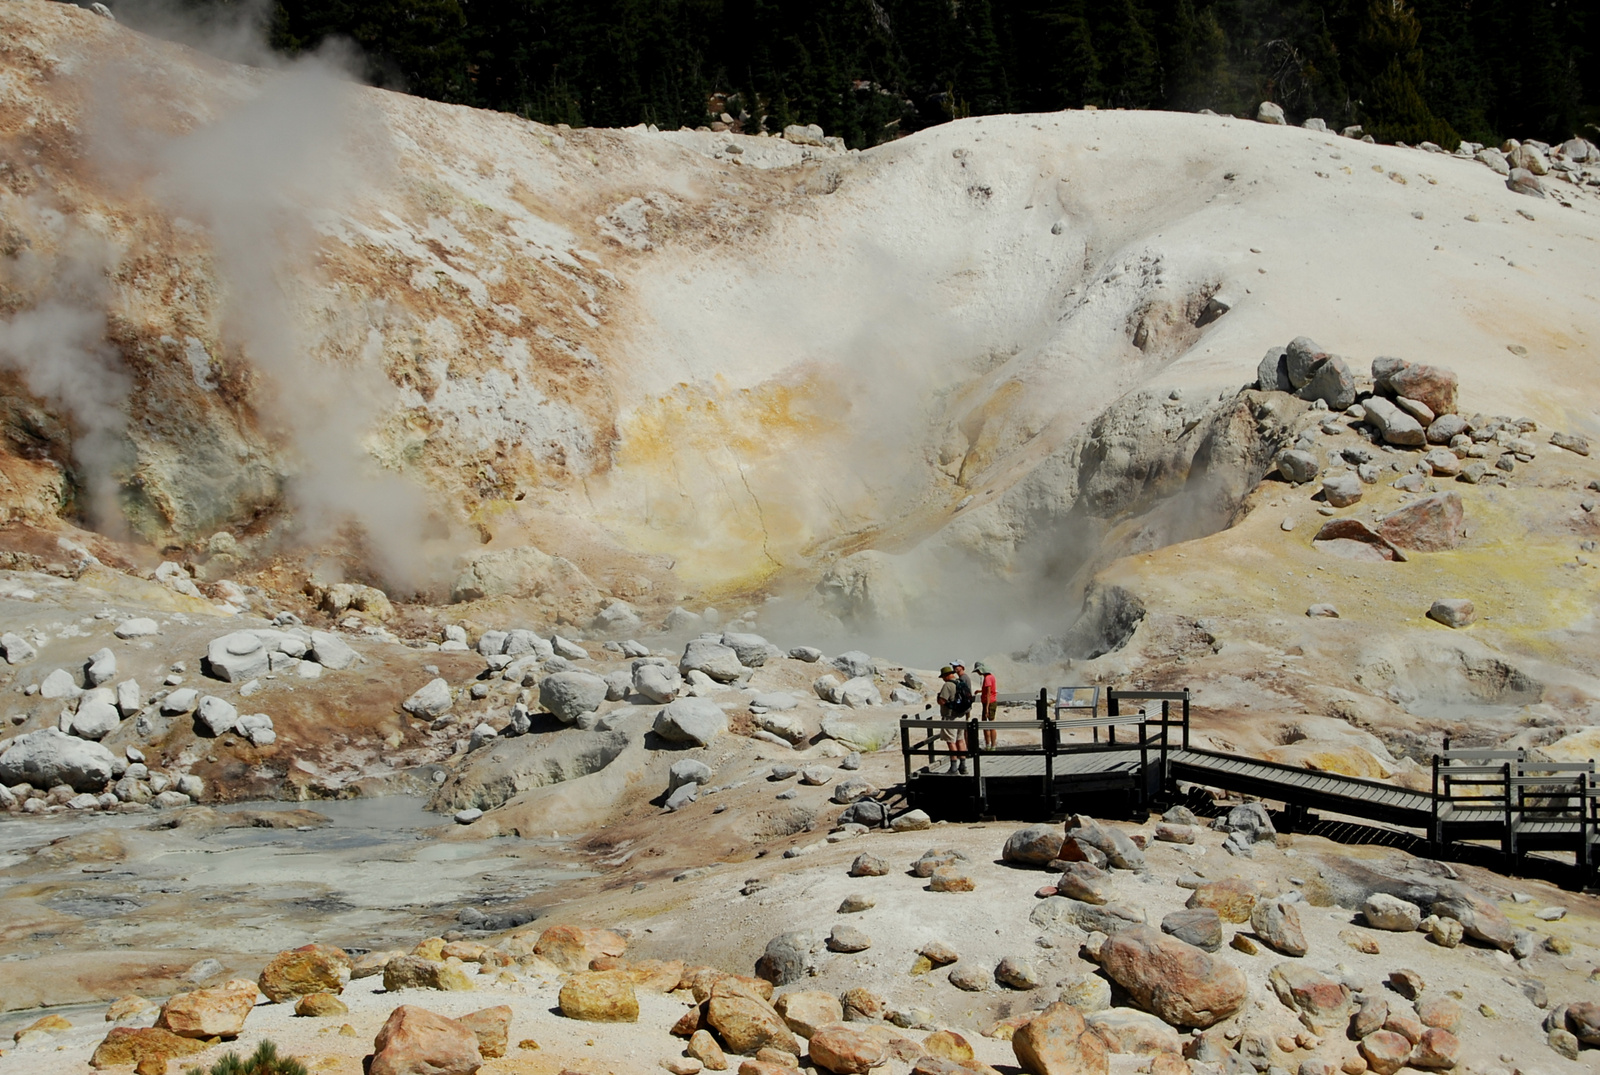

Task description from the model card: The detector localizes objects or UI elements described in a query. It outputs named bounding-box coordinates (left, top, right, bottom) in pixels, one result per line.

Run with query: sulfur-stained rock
left=259, top=943, right=352, bottom=1002
left=1377, top=493, right=1465, bottom=552
left=775, top=991, right=844, bottom=1039
left=90, top=1027, right=207, bottom=1069
left=708, top=980, right=800, bottom=1056
left=807, top=1024, right=887, bottom=1074
left=840, top=988, right=883, bottom=1022
left=369, top=1005, right=483, bottom=1075
left=1268, top=963, right=1350, bottom=1031
left=559, top=971, right=638, bottom=1022
left=1186, top=879, right=1256, bottom=923
left=1085, top=1008, right=1182, bottom=1055
left=1003, top=825, right=1066, bottom=866
left=459, top=1005, right=511, bottom=1058
left=1012, top=1001, right=1110, bottom=1075
left=1359, top=1030, right=1411, bottom=1075
left=531, top=925, right=628, bottom=972
left=384, top=956, right=475, bottom=992
left=1251, top=898, right=1309, bottom=956
left=923, top=1029, right=974, bottom=1061
left=1430, top=888, right=1514, bottom=950
left=1099, top=927, right=1248, bottom=1029
left=690, top=1028, right=730, bottom=1070
left=155, top=979, right=258, bottom=1039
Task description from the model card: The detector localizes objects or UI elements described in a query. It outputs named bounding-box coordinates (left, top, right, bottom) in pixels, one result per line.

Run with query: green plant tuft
left=184, top=1040, right=309, bottom=1075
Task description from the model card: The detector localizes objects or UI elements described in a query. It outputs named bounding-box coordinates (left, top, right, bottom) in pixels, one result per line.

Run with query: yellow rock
left=294, top=993, right=350, bottom=1018
left=16, top=1013, right=72, bottom=1040
left=559, top=971, right=639, bottom=1022
left=924, top=1030, right=974, bottom=1062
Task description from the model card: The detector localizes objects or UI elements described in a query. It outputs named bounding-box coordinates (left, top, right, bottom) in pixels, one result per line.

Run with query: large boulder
left=1298, top=355, right=1356, bottom=411
left=819, top=716, right=896, bottom=752
left=258, top=943, right=352, bottom=1002
left=538, top=672, right=608, bottom=723
left=370, top=1005, right=483, bottom=1075
left=774, top=991, right=844, bottom=1038
left=1098, top=926, right=1248, bottom=1028
left=402, top=678, right=453, bottom=720
left=383, top=956, right=474, bottom=992
left=830, top=651, right=875, bottom=679
left=836, top=677, right=882, bottom=708
left=155, top=979, right=259, bottom=1039
left=0, top=728, right=116, bottom=791
left=1268, top=963, right=1351, bottom=1031
left=756, top=932, right=820, bottom=986
left=558, top=971, right=638, bottom=1021
left=309, top=630, right=357, bottom=670
left=527, top=925, right=627, bottom=972
left=633, top=662, right=682, bottom=703
left=1377, top=493, right=1466, bottom=552
left=1430, top=888, right=1515, bottom=950
left=1003, top=825, right=1066, bottom=866
left=706, top=979, right=799, bottom=1055
left=1250, top=898, right=1308, bottom=956
left=653, top=697, right=728, bottom=746
left=721, top=632, right=771, bottom=667
left=1387, top=363, right=1459, bottom=416
left=808, top=1024, right=887, bottom=1073
left=89, top=1027, right=207, bottom=1070
left=1363, top=893, right=1422, bottom=932
left=205, top=631, right=272, bottom=682
left=1012, top=1001, right=1110, bottom=1075
left=680, top=639, right=744, bottom=683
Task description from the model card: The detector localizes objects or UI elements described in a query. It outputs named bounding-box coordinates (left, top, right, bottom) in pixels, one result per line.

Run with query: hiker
left=950, top=661, right=975, bottom=719
left=934, top=665, right=967, bottom=773
left=975, top=661, right=998, bottom=747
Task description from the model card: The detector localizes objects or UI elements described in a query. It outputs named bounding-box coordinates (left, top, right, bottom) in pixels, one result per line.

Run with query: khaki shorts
left=981, top=702, right=997, bottom=721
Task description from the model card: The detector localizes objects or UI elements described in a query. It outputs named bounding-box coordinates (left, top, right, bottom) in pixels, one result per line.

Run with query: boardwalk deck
left=900, top=686, right=1600, bottom=884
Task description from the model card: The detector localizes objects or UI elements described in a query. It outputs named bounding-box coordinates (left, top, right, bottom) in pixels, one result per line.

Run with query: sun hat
left=939, top=665, right=954, bottom=676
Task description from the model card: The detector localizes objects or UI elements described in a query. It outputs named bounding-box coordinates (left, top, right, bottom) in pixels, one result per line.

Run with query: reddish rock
left=1387, top=364, right=1459, bottom=417
left=1056, top=862, right=1111, bottom=905
left=369, top=1005, right=482, bottom=1075
left=1567, top=1001, right=1600, bottom=1045
left=774, top=991, right=843, bottom=1039
left=1383, top=1012, right=1423, bottom=1044
left=1359, top=1030, right=1411, bottom=1075
left=1414, top=997, right=1460, bottom=1032
left=1312, top=519, right=1408, bottom=562
left=531, top=925, right=628, bottom=972
left=673, top=1007, right=705, bottom=1037
left=1429, top=889, right=1514, bottom=950
left=689, top=1028, right=729, bottom=1070
left=840, top=988, right=884, bottom=1022
left=807, top=1024, right=888, bottom=1074
left=1410, top=1028, right=1459, bottom=1069
left=1012, top=1002, right=1109, bottom=1075
left=1268, top=964, right=1351, bottom=1030
left=1099, top=927, right=1247, bottom=1029
left=1251, top=899, right=1308, bottom=957
left=155, top=979, right=258, bottom=1040
left=1377, top=493, right=1465, bottom=553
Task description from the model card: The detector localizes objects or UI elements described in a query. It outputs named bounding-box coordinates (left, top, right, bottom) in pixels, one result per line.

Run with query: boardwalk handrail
left=1107, top=688, right=1190, bottom=751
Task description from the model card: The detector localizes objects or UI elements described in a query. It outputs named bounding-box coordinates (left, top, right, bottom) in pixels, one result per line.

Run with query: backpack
left=953, top=675, right=974, bottom=711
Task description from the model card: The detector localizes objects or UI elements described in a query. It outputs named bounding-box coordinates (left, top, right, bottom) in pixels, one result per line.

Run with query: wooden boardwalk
left=900, top=687, right=1599, bottom=883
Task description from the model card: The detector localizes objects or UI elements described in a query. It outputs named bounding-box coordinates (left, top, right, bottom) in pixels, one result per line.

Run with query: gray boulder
left=664, top=783, right=698, bottom=811
left=679, top=638, right=743, bottom=683
left=668, top=759, right=714, bottom=792
left=70, top=695, right=121, bottom=740
left=0, top=728, right=117, bottom=791
left=1256, top=346, right=1291, bottom=392
left=591, top=601, right=642, bottom=636
left=1322, top=472, right=1363, bottom=508
left=830, top=651, right=874, bottom=679
left=539, top=672, right=609, bottom=723
left=837, top=677, right=882, bottom=708
left=633, top=663, right=682, bottom=703
left=1003, top=824, right=1066, bottom=866
left=195, top=696, right=238, bottom=737
left=402, top=678, right=453, bottom=720
left=721, top=632, right=770, bottom=667
left=237, top=712, right=276, bottom=746
left=1361, top=396, right=1427, bottom=447
left=1285, top=337, right=1327, bottom=388
left=84, top=648, right=116, bottom=688
left=309, top=630, right=357, bottom=670
left=653, top=697, right=728, bottom=746
left=160, top=688, right=199, bottom=715
left=41, top=668, right=81, bottom=700
left=0, top=632, right=36, bottom=664
left=1214, top=801, right=1277, bottom=842
left=1278, top=450, right=1319, bottom=484
left=504, top=630, right=553, bottom=659
left=756, top=931, right=820, bottom=985
left=207, top=631, right=271, bottom=682
left=1256, top=101, right=1286, bottom=125
left=1363, top=893, right=1422, bottom=932
left=1298, top=355, right=1356, bottom=411
left=477, top=630, right=509, bottom=656
left=602, top=670, right=632, bottom=701
left=788, top=646, right=823, bottom=662
left=115, top=679, right=141, bottom=717
left=750, top=692, right=797, bottom=711
left=551, top=635, right=589, bottom=660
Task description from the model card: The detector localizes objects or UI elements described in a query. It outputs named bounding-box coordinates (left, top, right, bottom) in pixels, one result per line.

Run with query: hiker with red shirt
left=976, top=661, right=998, bottom=747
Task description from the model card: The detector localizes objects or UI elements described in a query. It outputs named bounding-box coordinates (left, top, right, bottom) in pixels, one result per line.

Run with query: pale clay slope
left=4, top=0, right=1598, bottom=603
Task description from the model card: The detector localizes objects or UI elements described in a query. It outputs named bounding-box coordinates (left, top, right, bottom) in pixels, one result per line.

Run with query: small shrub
left=185, top=1040, right=308, bottom=1075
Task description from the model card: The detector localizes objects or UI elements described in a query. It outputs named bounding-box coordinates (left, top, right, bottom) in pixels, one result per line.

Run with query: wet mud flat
left=0, top=795, right=588, bottom=1023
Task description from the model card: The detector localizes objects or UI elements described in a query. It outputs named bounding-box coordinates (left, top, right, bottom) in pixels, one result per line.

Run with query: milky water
left=0, top=796, right=589, bottom=1026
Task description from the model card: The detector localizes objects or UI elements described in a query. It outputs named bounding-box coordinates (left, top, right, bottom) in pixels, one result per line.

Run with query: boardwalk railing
left=900, top=685, right=1599, bottom=882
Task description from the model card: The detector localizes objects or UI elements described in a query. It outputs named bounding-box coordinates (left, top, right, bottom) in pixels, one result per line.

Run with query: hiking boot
left=957, top=761, right=968, bottom=775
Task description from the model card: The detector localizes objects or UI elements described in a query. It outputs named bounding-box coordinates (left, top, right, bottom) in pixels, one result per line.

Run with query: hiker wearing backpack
left=934, top=665, right=967, bottom=773
left=951, top=661, right=975, bottom=719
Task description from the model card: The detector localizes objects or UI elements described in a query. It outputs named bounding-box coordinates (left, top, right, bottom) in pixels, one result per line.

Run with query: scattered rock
left=383, top=955, right=474, bottom=992
left=1161, top=908, right=1223, bottom=951
left=259, top=943, right=352, bottom=1002
left=559, top=971, right=638, bottom=1021
left=1011, top=1001, right=1110, bottom=1075
left=1322, top=472, right=1362, bottom=507
left=156, top=979, right=258, bottom=1039
left=756, top=933, right=819, bottom=987
left=807, top=1024, right=887, bottom=1074
left=1430, top=888, right=1515, bottom=950
left=402, top=678, right=453, bottom=720
left=1187, top=879, right=1256, bottom=923
left=655, top=697, right=729, bottom=746
left=706, top=980, right=799, bottom=1055
left=1084, top=1008, right=1183, bottom=1055
left=1251, top=898, right=1309, bottom=956
left=1360, top=1030, right=1412, bottom=1075
left=1427, top=599, right=1475, bottom=628
left=849, top=853, right=889, bottom=877
left=827, top=925, right=872, bottom=953
left=1377, top=492, right=1465, bottom=551
left=1312, top=518, right=1408, bottom=562
left=369, top=1005, right=483, bottom=1075
left=774, top=992, right=843, bottom=1039
left=1098, top=926, right=1248, bottom=1028
left=0, top=728, right=117, bottom=791
left=1360, top=396, right=1426, bottom=447
left=1363, top=894, right=1421, bottom=932
left=539, top=671, right=608, bottom=723
left=1551, top=431, right=1590, bottom=456
left=689, top=1028, right=729, bottom=1069
left=530, top=925, right=627, bottom=972
left=90, top=1027, right=207, bottom=1070
left=995, top=956, right=1040, bottom=990
left=1257, top=101, right=1287, bottom=124
left=680, top=639, right=744, bottom=683
left=1004, top=824, right=1066, bottom=866
left=1278, top=450, right=1320, bottom=484
left=1268, top=963, right=1351, bottom=1031
left=294, top=992, right=349, bottom=1017
left=927, top=865, right=975, bottom=892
